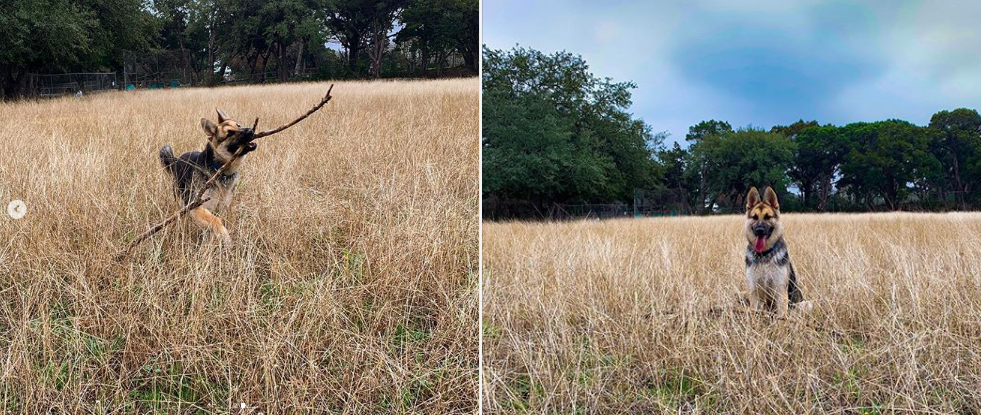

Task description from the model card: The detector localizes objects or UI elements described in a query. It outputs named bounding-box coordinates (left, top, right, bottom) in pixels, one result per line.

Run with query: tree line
left=482, top=46, right=981, bottom=218
left=0, top=0, right=477, bottom=99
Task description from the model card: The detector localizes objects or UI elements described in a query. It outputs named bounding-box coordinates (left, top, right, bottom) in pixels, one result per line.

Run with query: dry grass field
left=482, top=213, right=981, bottom=414
left=0, top=78, right=478, bottom=413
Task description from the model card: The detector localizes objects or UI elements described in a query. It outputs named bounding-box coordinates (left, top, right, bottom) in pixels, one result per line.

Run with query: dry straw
left=482, top=213, right=981, bottom=413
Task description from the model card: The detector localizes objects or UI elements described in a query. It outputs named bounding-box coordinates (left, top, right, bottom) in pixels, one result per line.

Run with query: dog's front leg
left=775, top=283, right=790, bottom=319
left=189, top=207, right=232, bottom=246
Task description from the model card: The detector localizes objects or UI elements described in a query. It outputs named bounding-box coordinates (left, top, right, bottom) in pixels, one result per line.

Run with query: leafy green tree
left=0, top=0, right=154, bottom=97
left=788, top=124, right=847, bottom=210
left=482, top=46, right=661, bottom=210
left=683, top=120, right=733, bottom=212
left=929, top=108, right=981, bottom=207
left=398, top=0, right=478, bottom=75
left=482, top=90, right=573, bottom=202
left=840, top=120, right=942, bottom=210
left=657, top=142, right=699, bottom=212
left=686, top=119, right=732, bottom=142
left=691, top=128, right=795, bottom=211
left=658, top=142, right=689, bottom=192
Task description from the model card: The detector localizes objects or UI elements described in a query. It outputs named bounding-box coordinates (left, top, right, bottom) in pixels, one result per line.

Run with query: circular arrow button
left=7, top=200, right=26, bottom=219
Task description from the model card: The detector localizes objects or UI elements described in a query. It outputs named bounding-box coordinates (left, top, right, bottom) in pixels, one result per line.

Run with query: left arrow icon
left=7, top=200, right=26, bottom=219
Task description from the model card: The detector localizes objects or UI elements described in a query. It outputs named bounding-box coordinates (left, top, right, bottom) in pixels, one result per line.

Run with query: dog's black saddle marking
left=160, top=143, right=236, bottom=206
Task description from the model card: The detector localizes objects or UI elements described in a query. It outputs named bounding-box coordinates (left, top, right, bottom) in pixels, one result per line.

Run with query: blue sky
left=482, top=0, right=981, bottom=145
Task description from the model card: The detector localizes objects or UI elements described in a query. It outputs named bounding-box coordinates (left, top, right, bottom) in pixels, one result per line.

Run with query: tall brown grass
left=482, top=213, right=981, bottom=414
left=0, top=78, right=478, bottom=413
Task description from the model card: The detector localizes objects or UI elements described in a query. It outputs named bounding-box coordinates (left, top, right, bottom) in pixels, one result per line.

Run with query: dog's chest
left=747, top=261, right=786, bottom=286
left=201, top=178, right=237, bottom=213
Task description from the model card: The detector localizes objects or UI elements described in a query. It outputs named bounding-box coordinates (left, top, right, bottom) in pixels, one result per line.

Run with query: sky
left=482, top=0, right=981, bottom=146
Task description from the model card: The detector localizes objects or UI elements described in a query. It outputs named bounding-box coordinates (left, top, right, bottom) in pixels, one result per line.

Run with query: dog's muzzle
left=236, top=128, right=258, bottom=152
left=753, top=225, right=768, bottom=237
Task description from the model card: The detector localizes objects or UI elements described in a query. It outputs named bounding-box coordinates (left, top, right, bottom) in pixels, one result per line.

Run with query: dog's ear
left=201, top=118, right=218, bottom=137
left=746, top=187, right=761, bottom=211
left=216, top=108, right=229, bottom=124
left=764, top=187, right=780, bottom=210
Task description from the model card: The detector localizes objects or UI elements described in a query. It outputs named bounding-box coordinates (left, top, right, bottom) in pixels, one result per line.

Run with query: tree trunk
left=215, top=58, right=229, bottom=86
left=207, top=16, right=216, bottom=85
left=346, top=35, right=362, bottom=75
left=259, top=48, right=271, bottom=82
left=951, top=154, right=964, bottom=208
left=248, top=50, right=259, bottom=79
left=368, top=17, right=386, bottom=78
left=293, top=40, right=304, bottom=77
left=817, top=175, right=832, bottom=211
left=278, top=42, right=288, bottom=82
left=697, top=173, right=708, bottom=215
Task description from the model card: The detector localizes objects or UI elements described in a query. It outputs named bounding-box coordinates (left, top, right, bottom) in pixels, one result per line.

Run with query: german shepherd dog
left=158, top=109, right=258, bottom=246
left=744, top=187, right=803, bottom=318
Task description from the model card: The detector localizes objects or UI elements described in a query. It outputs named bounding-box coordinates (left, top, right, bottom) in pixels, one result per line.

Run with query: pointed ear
left=745, top=187, right=761, bottom=211
left=764, top=187, right=780, bottom=210
left=201, top=118, right=218, bottom=137
left=216, top=108, right=229, bottom=123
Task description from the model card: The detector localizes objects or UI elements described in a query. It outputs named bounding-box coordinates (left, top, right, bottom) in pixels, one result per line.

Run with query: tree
left=324, top=0, right=372, bottom=75
left=839, top=120, right=941, bottom=210
left=686, top=119, right=732, bottom=142
left=482, top=46, right=660, bottom=212
left=690, top=128, right=795, bottom=212
left=482, top=90, right=573, bottom=203
left=398, top=0, right=478, bottom=75
left=0, top=0, right=155, bottom=98
left=657, top=142, right=697, bottom=212
left=788, top=124, right=846, bottom=210
left=683, top=120, right=734, bottom=212
left=929, top=108, right=981, bottom=208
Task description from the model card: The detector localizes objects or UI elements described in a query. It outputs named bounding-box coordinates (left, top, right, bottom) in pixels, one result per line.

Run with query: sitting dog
left=744, top=186, right=803, bottom=318
left=158, top=109, right=258, bottom=245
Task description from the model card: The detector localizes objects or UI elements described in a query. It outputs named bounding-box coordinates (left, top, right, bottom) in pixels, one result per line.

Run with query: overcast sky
left=482, top=0, right=981, bottom=145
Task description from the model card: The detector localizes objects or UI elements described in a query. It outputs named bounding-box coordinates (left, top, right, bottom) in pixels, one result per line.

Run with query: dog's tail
left=159, top=145, right=177, bottom=174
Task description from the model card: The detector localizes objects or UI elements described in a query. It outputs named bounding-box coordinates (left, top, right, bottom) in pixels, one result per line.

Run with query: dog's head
left=201, top=108, right=257, bottom=162
left=745, top=186, right=783, bottom=254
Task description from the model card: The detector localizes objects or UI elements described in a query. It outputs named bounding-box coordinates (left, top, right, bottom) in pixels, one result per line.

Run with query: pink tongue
left=754, top=237, right=766, bottom=253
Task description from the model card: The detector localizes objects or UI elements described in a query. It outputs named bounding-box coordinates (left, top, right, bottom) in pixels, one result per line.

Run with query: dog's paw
left=794, top=300, right=814, bottom=313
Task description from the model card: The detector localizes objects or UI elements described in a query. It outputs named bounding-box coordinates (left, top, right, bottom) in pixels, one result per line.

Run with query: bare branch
left=254, top=84, right=333, bottom=139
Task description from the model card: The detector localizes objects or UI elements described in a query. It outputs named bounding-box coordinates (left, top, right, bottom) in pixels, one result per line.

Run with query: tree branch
left=253, top=84, right=333, bottom=139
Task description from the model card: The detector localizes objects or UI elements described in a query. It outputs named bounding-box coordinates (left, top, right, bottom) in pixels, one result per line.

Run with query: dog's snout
left=753, top=226, right=766, bottom=236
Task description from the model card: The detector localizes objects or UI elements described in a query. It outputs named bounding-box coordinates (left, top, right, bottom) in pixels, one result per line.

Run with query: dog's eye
left=764, top=214, right=771, bottom=220
left=227, top=130, right=236, bottom=136
left=752, top=214, right=759, bottom=220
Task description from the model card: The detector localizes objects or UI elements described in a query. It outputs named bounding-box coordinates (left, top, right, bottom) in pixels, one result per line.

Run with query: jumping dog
left=158, top=109, right=258, bottom=246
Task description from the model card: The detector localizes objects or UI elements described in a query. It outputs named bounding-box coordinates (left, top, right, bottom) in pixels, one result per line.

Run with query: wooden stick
left=253, top=84, right=333, bottom=139
left=113, top=196, right=212, bottom=261
left=114, top=86, right=334, bottom=261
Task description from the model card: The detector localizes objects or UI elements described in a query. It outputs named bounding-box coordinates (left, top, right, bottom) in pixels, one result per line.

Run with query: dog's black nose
left=753, top=227, right=766, bottom=236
